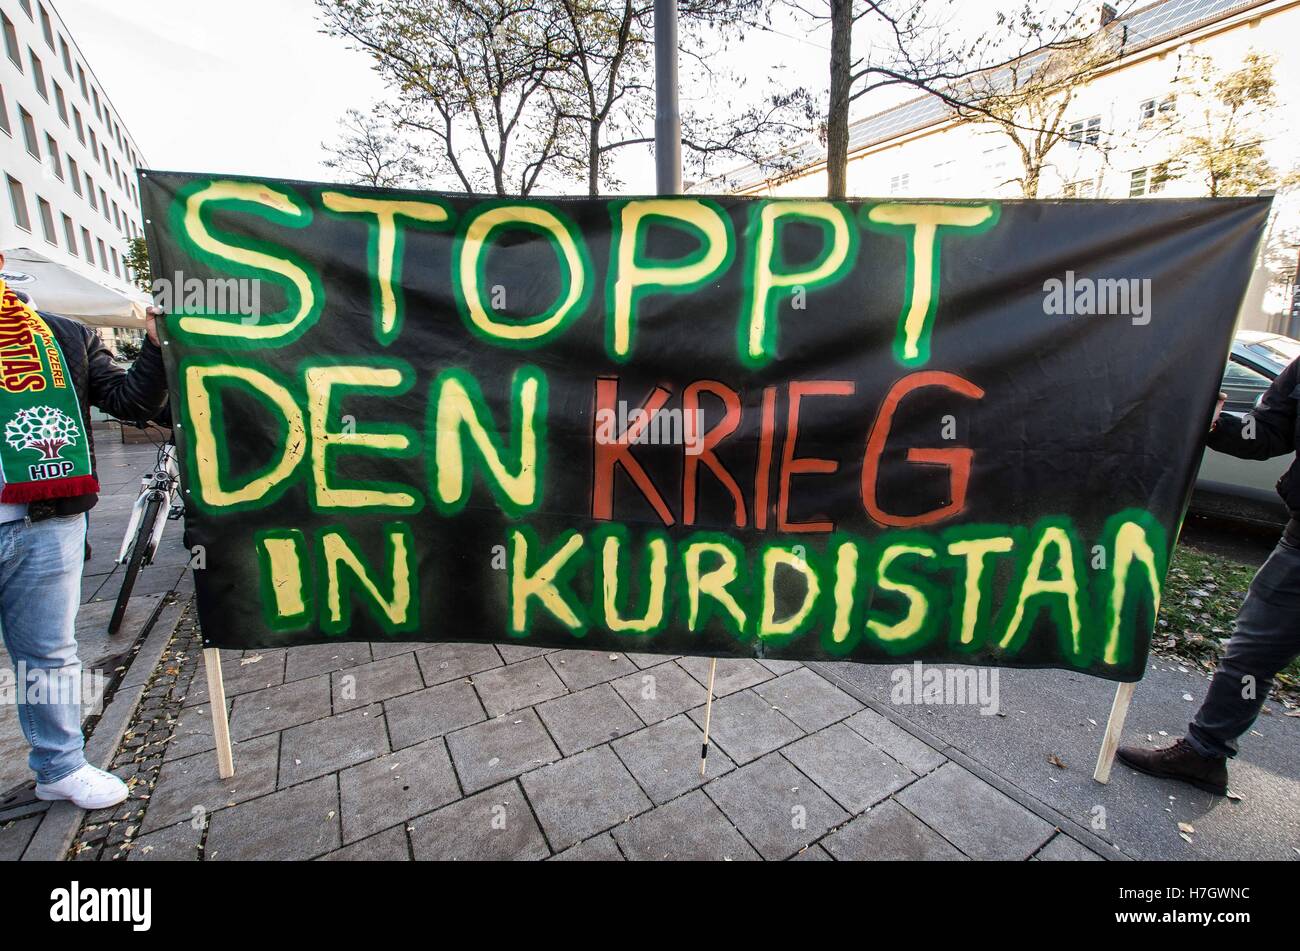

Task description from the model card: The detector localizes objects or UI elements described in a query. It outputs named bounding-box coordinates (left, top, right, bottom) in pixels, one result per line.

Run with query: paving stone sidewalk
left=58, top=619, right=1109, bottom=861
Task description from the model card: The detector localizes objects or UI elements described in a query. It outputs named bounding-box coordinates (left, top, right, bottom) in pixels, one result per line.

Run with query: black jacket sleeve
left=82, top=324, right=170, bottom=425
left=1205, top=356, right=1299, bottom=460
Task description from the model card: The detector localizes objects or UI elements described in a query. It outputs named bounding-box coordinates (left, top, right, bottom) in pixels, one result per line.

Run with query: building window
left=28, top=49, right=47, bottom=100
left=39, top=4, right=53, bottom=47
left=59, top=35, right=70, bottom=76
left=77, top=64, right=87, bottom=100
left=8, top=176, right=31, bottom=231
left=44, top=133, right=61, bottom=179
left=36, top=195, right=56, bottom=244
left=53, top=81, right=67, bottom=123
left=79, top=226, right=93, bottom=264
left=89, top=126, right=97, bottom=156
left=1139, top=95, right=1176, bottom=126
left=73, top=106, right=83, bottom=143
left=61, top=212, right=76, bottom=252
left=889, top=172, right=910, bottom=194
left=99, top=187, right=108, bottom=219
left=101, top=143, right=108, bottom=169
left=85, top=173, right=96, bottom=209
left=92, top=87, right=100, bottom=120
left=18, top=106, right=38, bottom=157
left=1062, top=179, right=1095, bottom=198
left=96, top=237, right=108, bottom=272
left=0, top=85, right=9, bottom=136
left=3, top=13, right=21, bottom=68
left=19, top=1, right=32, bottom=18
left=1129, top=164, right=1169, bottom=197
left=68, top=156, right=80, bottom=194
left=111, top=246, right=121, bottom=278
left=1068, top=116, right=1101, bottom=149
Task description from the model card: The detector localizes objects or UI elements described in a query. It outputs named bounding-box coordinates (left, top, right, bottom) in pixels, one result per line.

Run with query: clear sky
left=52, top=0, right=1098, bottom=193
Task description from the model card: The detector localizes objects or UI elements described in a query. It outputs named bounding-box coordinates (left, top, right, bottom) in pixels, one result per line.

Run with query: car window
left=1222, top=358, right=1272, bottom=412
left=1223, top=361, right=1271, bottom=386
left=1245, top=337, right=1300, bottom=371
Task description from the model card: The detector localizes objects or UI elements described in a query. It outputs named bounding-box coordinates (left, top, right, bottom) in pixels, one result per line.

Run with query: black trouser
left=1187, top=538, right=1300, bottom=758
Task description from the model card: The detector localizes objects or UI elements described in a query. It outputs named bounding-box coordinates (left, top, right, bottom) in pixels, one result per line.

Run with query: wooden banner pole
left=203, top=648, right=235, bottom=779
left=1093, top=681, right=1136, bottom=784
left=699, top=658, right=718, bottom=776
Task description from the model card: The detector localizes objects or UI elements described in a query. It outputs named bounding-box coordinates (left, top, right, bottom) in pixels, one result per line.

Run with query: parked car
left=1192, top=331, right=1300, bottom=526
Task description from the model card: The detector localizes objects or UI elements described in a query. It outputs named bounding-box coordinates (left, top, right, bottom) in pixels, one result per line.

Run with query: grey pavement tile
left=521, top=745, right=652, bottom=852
left=686, top=689, right=804, bottom=764
left=127, top=819, right=204, bottom=861
left=142, top=733, right=280, bottom=834
left=384, top=679, right=486, bottom=751
left=319, top=826, right=411, bottom=861
left=284, top=642, right=372, bottom=682
left=547, top=649, right=636, bottom=691
left=613, top=790, right=759, bottom=861
left=705, top=752, right=847, bottom=860
left=790, top=844, right=832, bottom=860
left=445, top=708, right=560, bottom=794
left=331, top=653, right=424, bottom=713
left=822, top=800, right=967, bottom=861
left=551, top=833, right=624, bottom=861
left=781, top=723, right=912, bottom=814
left=229, top=675, right=332, bottom=741
left=844, top=707, right=946, bottom=775
left=754, top=668, right=863, bottom=732
left=183, top=649, right=285, bottom=707
left=409, top=781, right=549, bottom=861
left=339, top=738, right=460, bottom=844
left=536, top=684, right=644, bottom=755
left=624, top=652, right=679, bottom=670
left=611, top=714, right=736, bottom=804
left=415, top=642, right=503, bottom=686
left=0, top=815, right=40, bottom=861
left=495, top=644, right=555, bottom=664
left=369, top=640, right=419, bottom=660
left=471, top=656, right=567, bottom=718
left=677, top=656, right=773, bottom=696
left=1035, top=833, right=1105, bottom=861
left=279, top=704, right=389, bottom=787
left=611, top=661, right=709, bottom=725
left=895, top=762, right=1055, bottom=860
left=205, top=775, right=340, bottom=861
left=164, top=702, right=221, bottom=761
left=758, top=659, right=804, bottom=675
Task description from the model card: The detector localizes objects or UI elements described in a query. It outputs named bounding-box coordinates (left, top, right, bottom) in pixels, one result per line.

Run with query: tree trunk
left=826, top=0, right=853, bottom=200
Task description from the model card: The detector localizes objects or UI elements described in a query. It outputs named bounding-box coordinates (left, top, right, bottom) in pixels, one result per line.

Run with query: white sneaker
left=35, top=765, right=129, bottom=810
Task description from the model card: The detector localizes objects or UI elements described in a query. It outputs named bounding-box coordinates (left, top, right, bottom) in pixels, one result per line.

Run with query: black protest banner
left=140, top=172, right=1269, bottom=681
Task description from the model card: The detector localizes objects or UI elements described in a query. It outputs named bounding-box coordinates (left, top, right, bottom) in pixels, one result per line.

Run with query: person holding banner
left=1120, top=378, right=1300, bottom=796
left=0, top=252, right=169, bottom=809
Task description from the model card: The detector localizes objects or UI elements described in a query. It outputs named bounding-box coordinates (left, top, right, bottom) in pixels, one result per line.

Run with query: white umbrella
left=1, top=246, right=149, bottom=329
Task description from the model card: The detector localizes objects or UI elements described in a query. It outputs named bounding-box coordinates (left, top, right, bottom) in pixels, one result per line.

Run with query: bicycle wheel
left=108, top=494, right=163, bottom=636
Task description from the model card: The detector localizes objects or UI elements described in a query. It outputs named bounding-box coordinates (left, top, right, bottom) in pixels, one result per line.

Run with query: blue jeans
left=1187, top=537, right=1300, bottom=759
left=0, top=515, right=88, bottom=784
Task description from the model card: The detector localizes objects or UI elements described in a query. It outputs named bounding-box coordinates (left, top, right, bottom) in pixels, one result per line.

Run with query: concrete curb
left=21, top=596, right=189, bottom=861
left=808, top=661, right=1131, bottom=861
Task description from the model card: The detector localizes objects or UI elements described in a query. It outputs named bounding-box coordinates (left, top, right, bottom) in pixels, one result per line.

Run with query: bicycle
left=108, top=429, right=184, bottom=635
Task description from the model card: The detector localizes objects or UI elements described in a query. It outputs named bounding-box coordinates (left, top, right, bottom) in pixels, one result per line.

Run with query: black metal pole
left=654, top=0, right=682, bottom=195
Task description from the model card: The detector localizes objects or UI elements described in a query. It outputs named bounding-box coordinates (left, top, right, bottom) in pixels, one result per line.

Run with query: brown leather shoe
left=1116, top=738, right=1228, bottom=796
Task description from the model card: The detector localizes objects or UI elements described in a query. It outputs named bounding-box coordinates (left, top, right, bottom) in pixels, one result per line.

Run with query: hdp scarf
left=0, top=280, right=98, bottom=502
